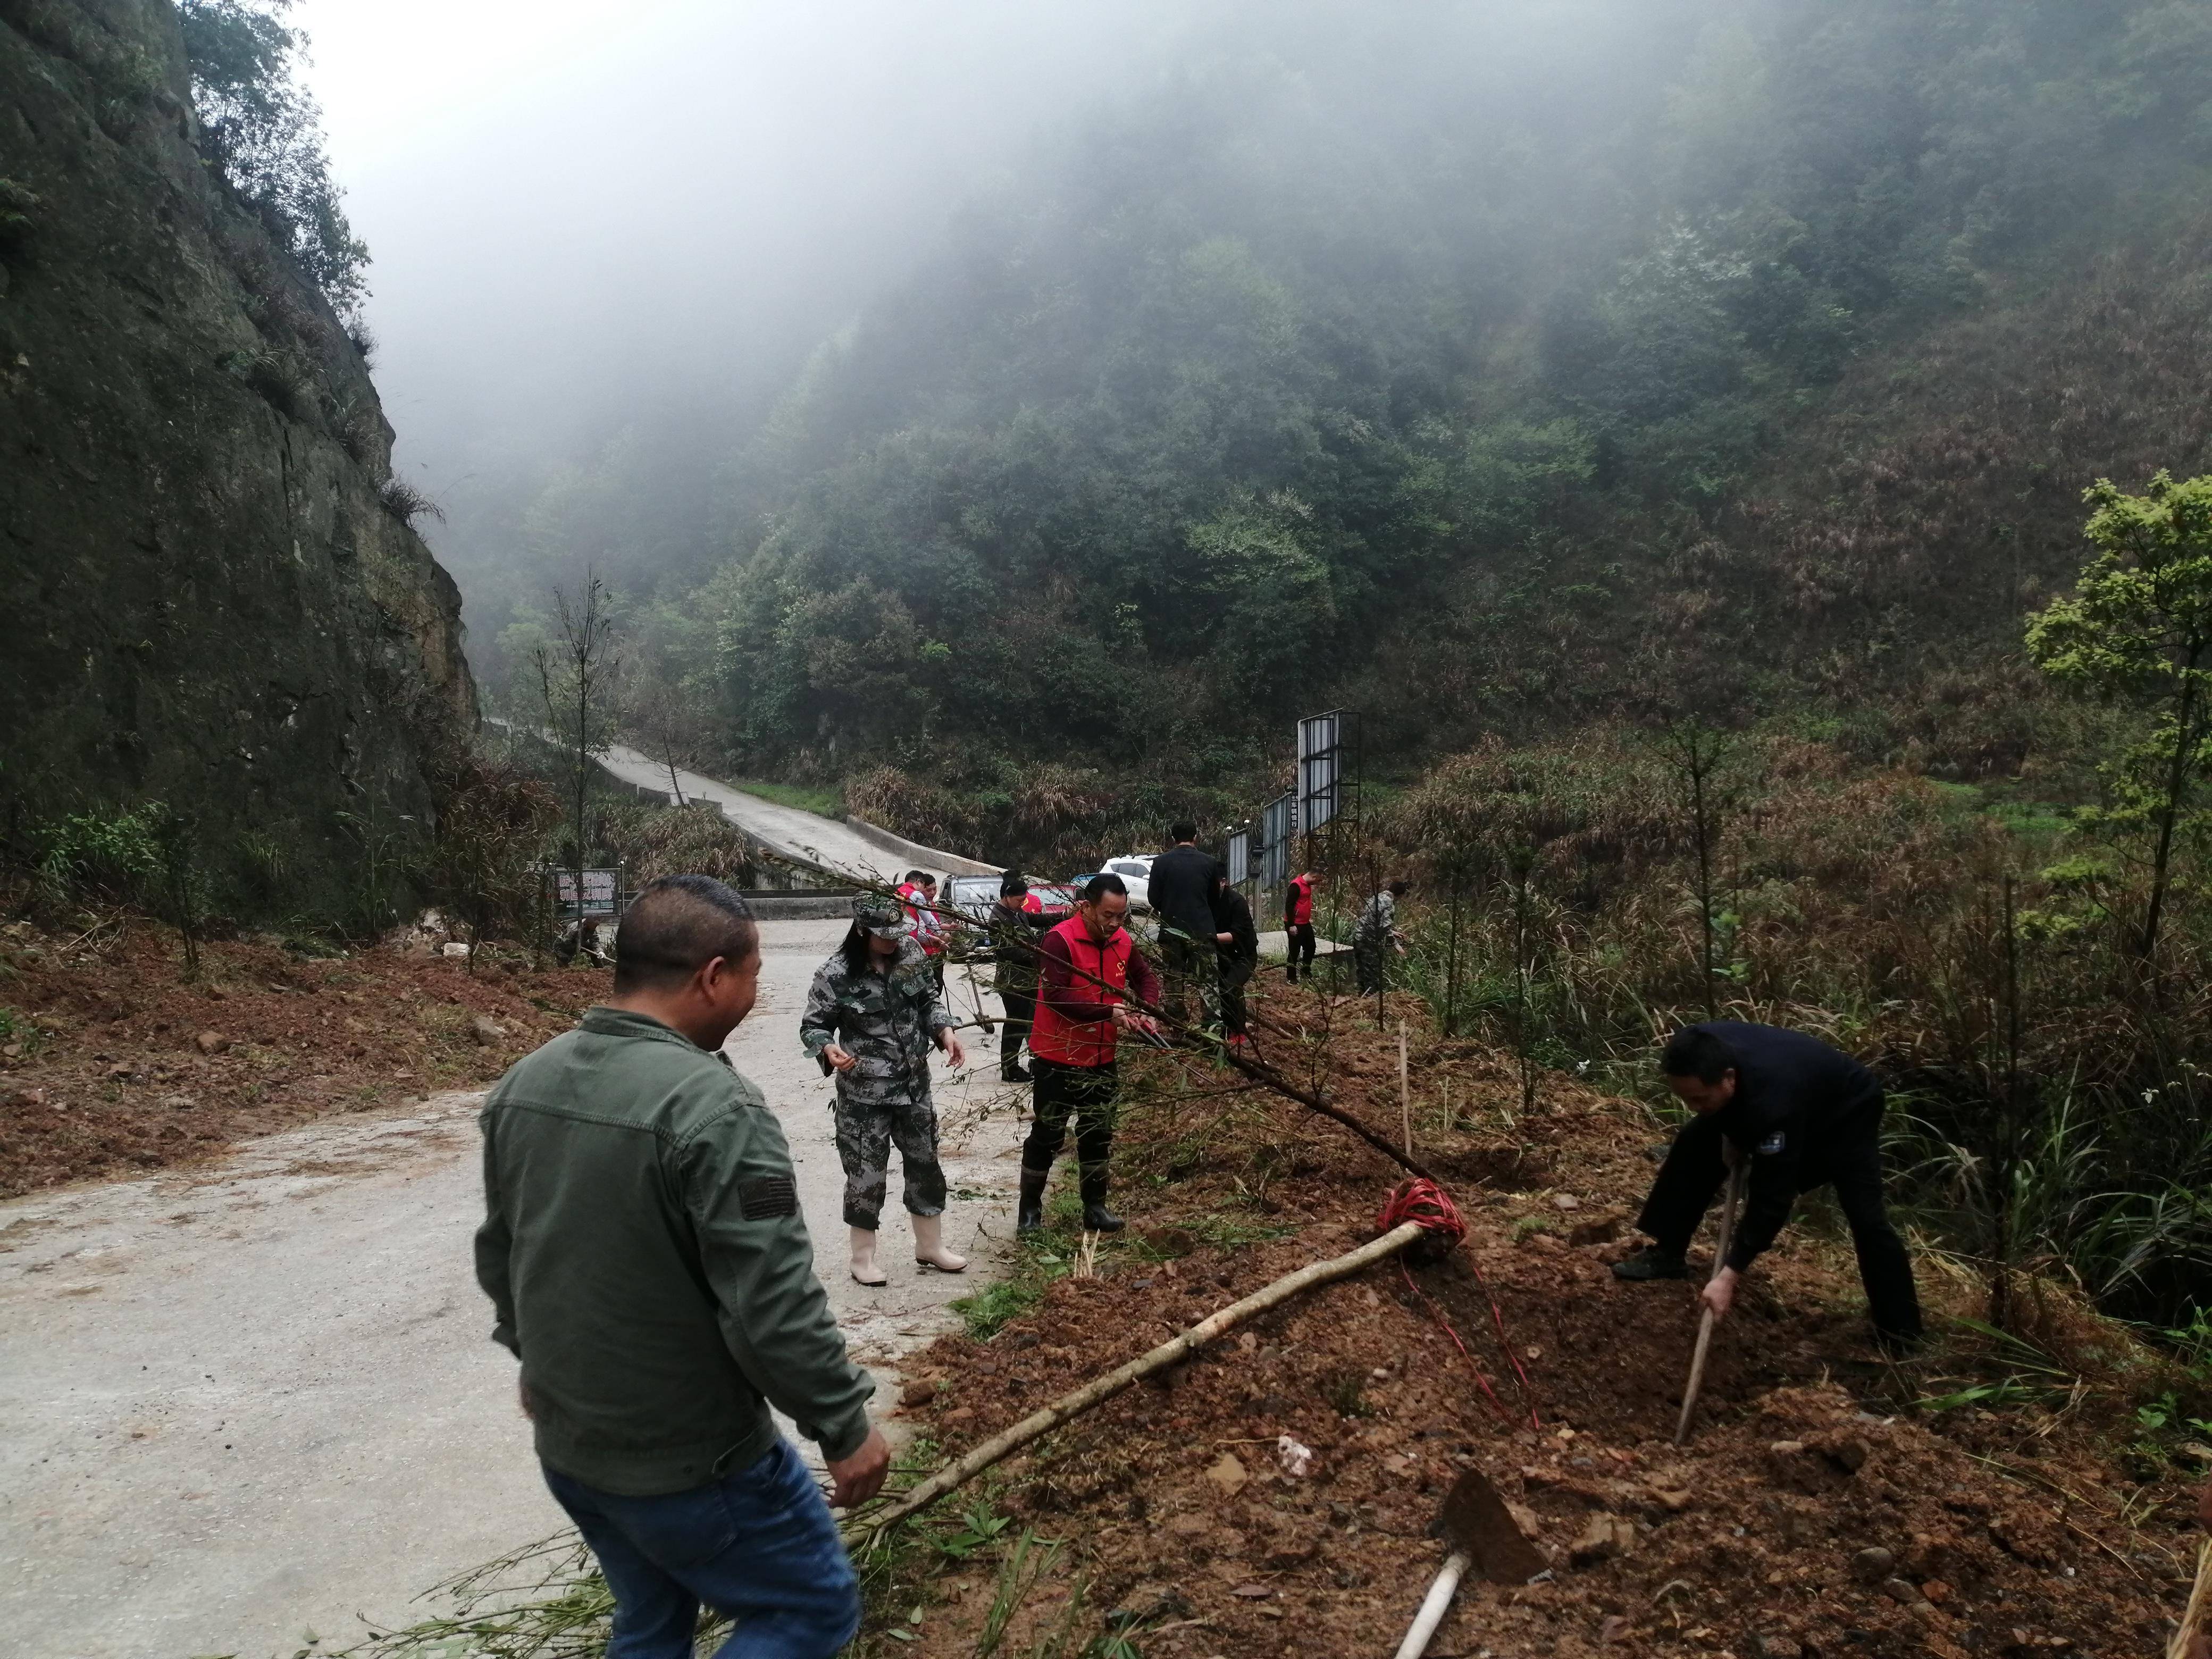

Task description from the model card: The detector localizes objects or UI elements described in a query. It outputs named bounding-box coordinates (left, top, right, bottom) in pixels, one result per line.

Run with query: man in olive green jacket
left=475, top=875, right=888, bottom=1658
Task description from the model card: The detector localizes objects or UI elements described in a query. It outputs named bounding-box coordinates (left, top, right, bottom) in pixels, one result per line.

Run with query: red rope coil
left=1376, top=1176, right=1467, bottom=1242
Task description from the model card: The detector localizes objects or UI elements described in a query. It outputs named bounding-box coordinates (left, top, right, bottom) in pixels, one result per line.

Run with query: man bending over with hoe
left=1612, top=1021, right=1923, bottom=1351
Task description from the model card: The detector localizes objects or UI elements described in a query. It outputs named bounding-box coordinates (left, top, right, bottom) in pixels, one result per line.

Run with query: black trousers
left=1219, top=956, right=1254, bottom=1036
left=1160, top=932, right=1219, bottom=1027
left=1636, top=1109, right=1922, bottom=1339
left=1023, top=1058, right=1117, bottom=1194
left=996, top=988, right=1034, bottom=1072
left=1286, top=924, right=1317, bottom=982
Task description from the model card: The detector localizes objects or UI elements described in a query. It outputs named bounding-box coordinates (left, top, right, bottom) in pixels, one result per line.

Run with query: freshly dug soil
left=0, top=918, right=593, bottom=1196
left=879, top=982, right=2200, bottom=1658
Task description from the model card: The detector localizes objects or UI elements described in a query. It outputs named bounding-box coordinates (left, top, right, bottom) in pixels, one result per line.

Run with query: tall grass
left=1369, top=723, right=2212, bottom=1329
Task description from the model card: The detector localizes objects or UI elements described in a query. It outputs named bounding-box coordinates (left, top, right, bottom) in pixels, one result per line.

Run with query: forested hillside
left=480, top=0, right=2212, bottom=826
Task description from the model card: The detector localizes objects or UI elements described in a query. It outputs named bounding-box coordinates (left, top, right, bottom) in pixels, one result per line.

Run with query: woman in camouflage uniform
left=801, top=895, right=969, bottom=1285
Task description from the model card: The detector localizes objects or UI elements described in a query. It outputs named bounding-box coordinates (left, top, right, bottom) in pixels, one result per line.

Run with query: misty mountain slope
left=494, top=0, right=2212, bottom=805
left=0, top=0, right=473, bottom=912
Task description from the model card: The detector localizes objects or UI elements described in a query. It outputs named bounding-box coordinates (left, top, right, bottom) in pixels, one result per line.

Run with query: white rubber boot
left=911, top=1213, right=967, bottom=1273
left=849, top=1226, right=887, bottom=1286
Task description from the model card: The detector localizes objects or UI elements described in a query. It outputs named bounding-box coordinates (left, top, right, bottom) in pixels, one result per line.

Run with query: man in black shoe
left=1018, top=874, right=1163, bottom=1234
left=1213, top=872, right=1259, bottom=1052
left=1147, top=822, right=1223, bottom=1029
left=1613, top=1021, right=1922, bottom=1346
left=986, top=874, right=1049, bottom=1082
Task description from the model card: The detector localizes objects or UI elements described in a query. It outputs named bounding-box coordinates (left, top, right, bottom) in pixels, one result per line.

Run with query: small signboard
left=550, top=868, right=624, bottom=919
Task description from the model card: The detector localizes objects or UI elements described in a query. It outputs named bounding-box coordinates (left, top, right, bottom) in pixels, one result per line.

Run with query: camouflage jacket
left=799, top=937, right=954, bottom=1103
left=986, top=901, right=1049, bottom=995
left=1354, top=890, right=1398, bottom=946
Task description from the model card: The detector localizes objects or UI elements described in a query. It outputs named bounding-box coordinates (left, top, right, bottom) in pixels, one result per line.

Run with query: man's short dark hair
left=1387, top=879, right=1410, bottom=895
left=1000, top=872, right=1029, bottom=897
left=613, top=876, right=759, bottom=992
left=903, top=870, right=928, bottom=885
left=1661, top=1026, right=1736, bottom=1086
left=1081, top=872, right=1128, bottom=903
left=1169, top=820, right=1198, bottom=843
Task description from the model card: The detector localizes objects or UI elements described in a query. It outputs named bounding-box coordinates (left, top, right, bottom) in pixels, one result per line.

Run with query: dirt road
left=0, top=919, right=1027, bottom=1659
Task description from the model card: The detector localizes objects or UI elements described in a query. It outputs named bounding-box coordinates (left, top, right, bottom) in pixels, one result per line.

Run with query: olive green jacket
left=475, top=1007, right=874, bottom=1495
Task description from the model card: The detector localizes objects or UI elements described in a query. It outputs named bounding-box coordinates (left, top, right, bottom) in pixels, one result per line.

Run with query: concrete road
left=0, top=920, right=1027, bottom=1659
left=592, top=744, right=993, bottom=883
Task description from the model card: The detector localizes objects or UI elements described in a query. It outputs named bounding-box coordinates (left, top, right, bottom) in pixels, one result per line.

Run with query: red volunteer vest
left=1028, top=916, right=1133, bottom=1068
left=1288, top=875, right=1316, bottom=926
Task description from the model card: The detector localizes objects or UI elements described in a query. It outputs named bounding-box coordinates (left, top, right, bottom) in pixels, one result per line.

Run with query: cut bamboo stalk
left=1399, top=1021, right=1412, bottom=1156
left=852, top=1219, right=1431, bottom=1539
left=1672, top=1163, right=1747, bottom=1447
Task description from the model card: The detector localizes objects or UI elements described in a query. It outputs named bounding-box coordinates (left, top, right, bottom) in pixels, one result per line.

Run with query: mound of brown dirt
left=0, top=920, right=593, bottom=1196
left=878, top=984, right=2199, bottom=1658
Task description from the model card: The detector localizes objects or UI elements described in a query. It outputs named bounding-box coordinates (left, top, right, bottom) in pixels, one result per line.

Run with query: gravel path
left=0, top=919, right=1027, bottom=1659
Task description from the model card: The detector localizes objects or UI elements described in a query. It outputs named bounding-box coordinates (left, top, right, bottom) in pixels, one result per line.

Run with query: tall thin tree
left=534, top=572, right=620, bottom=941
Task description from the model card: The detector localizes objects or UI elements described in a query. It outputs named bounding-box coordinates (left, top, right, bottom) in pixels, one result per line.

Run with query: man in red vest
left=1019, top=872, right=1163, bottom=1234
left=1284, top=869, right=1318, bottom=984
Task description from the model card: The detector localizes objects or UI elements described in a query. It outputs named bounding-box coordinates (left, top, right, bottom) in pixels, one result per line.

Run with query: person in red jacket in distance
left=1019, top=872, right=1163, bottom=1234
left=1284, top=868, right=1319, bottom=984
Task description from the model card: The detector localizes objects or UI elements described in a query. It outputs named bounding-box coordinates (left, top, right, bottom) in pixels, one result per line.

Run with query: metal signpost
left=1226, top=825, right=1251, bottom=887
left=549, top=867, right=626, bottom=919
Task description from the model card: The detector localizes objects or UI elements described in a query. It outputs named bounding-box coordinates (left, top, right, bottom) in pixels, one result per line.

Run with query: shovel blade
left=1438, top=1468, right=1546, bottom=1583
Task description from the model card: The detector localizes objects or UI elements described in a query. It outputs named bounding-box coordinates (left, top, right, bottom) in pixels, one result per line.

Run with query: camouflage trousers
left=834, top=1086, right=948, bottom=1229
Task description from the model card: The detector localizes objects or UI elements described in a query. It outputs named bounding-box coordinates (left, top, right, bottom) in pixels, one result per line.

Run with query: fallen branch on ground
left=849, top=1218, right=1432, bottom=1541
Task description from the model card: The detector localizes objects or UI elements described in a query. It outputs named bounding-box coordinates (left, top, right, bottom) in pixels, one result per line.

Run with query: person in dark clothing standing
left=1148, top=822, right=1224, bottom=1029
left=987, top=873, right=1049, bottom=1082
left=1213, top=874, right=1259, bottom=1051
left=1613, top=1021, right=1922, bottom=1346
left=1020, top=873, right=1163, bottom=1234
left=1284, top=868, right=1318, bottom=984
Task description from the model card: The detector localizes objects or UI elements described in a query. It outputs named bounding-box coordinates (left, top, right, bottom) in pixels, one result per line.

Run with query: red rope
left=1376, top=1178, right=1542, bottom=1431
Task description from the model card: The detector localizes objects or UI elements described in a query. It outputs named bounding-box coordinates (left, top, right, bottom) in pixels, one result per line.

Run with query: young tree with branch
left=534, top=573, right=621, bottom=934
left=2026, top=471, right=2212, bottom=962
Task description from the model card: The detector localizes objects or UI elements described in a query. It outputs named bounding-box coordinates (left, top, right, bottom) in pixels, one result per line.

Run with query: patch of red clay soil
left=881, top=983, right=2198, bottom=1659
left=0, top=920, right=595, bottom=1196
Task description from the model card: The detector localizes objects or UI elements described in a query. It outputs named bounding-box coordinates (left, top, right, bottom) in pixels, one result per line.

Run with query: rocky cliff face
left=0, top=0, right=475, bottom=915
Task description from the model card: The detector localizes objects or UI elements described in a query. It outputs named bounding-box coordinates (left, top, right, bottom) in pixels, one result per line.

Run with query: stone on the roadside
left=471, top=1016, right=507, bottom=1046
left=194, top=1030, right=230, bottom=1054
left=1851, top=1546, right=1896, bottom=1581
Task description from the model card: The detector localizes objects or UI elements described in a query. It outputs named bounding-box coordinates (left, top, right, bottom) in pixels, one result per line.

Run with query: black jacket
left=1214, top=885, right=1259, bottom=965
left=1695, top=1021, right=1884, bottom=1272
left=1148, top=844, right=1222, bottom=943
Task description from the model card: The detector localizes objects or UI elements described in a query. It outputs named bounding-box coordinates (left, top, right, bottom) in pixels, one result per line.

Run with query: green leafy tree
left=2025, top=470, right=2212, bottom=959
left=179, top=0, right=368, bottom=322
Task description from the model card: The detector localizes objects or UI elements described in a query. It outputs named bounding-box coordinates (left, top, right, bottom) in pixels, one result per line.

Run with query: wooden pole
left=1399, top=1020, right=1412, bottom=1157
left=852, top=1220, right=1431, bottom=1539
left=1672, top=1164, right=1747, bottom=1447
left=2171, top=1538, right=2212, bottom=1659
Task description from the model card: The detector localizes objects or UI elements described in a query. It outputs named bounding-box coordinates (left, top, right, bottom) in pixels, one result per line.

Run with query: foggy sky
left=292, top=0, right=1192, bottom=543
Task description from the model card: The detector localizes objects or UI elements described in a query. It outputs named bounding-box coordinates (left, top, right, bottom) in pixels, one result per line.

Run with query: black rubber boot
left=1017, top=1166, right=1049, bottom=1234
left=1078, top=1164, right=1124, bottom=1233
left=1610, top=1244, right=1688, bottom=1281
left=1001, top=1060, right=1032, bottom=1083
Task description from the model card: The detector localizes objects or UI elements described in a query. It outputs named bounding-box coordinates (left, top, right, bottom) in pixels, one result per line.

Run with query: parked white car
left=1101, top=854, right=1153, bottom=911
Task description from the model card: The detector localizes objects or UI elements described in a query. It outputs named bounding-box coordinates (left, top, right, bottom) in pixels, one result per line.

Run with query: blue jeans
left=543, top=1438, right=861, bottom=1658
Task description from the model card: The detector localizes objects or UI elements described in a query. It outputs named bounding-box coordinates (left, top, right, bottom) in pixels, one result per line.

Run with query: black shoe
left=1610, top=1245, right=1688, bottom=1281
left=1001, top=1062, right=1032, bottom=1083
left=1017, top=1166, right=1048, bottom=1234
left=1077, top=1162, right=1123, bottom=1231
